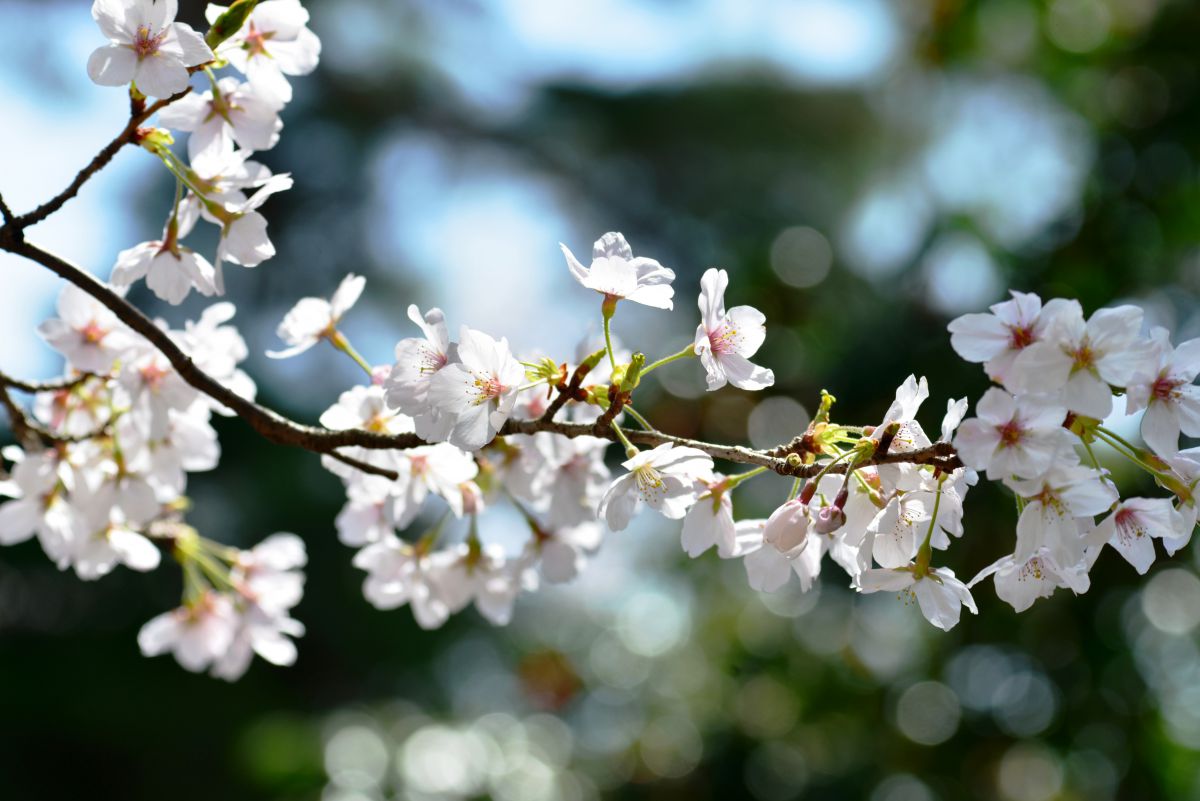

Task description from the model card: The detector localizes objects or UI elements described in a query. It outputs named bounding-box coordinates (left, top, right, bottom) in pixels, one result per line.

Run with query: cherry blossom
left=680, top=477, right=736, bottom=557
left=858, top=566, right=978, bottom=631
left=138, top=592, right=240, bottom=673
left=561, top=232, right=676, bottom=310
left=267, top=274, right=366, bottom=359
left=38, top=285, right=138, bottom=374
left=1125, top=327, right=1200, bottom=456
left=1008, top=302, right=1150, bottom=419
left=110, top=217, right=219, bottom=304
left=692, top=268, right=774, bottom=391
left=969, top=549, right=1090, bottom=613
left=954, top=388, right=1070, bottom=479
left=948, top=291, right=1073, bottom=387
left=205, top=0, right=322, bottom=106
left=427, top=326, right=525, bottom=451
left=87, top=0, right=213, bottom=98
left=157, top=77, right=283, bottom=170
left=1008, top=465, right=1117, bottom=567
left=385, top=305, right=456, bottom=440
left=599, top=444, right=714, bottom=531
left=1088, top=497, right=1187, bottom=575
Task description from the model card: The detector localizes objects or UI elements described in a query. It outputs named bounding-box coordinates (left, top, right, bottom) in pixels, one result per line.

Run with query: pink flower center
left=1008, top=324, right=1035, bottom=350
left=1114, top=508, right=1145, bottom=543
left=472, top=374, right=504, bottom=404
left=81, top=320, right=107, bottom=344
left=708, top=324, right=738, bottom=355
left=141, top=363, right=170, bottom=391
left=243, top=22, right=276, bottom=58
left=1152, top=374, right=1183, bottom=403
left=132, top=25, right=167, bottom=59
left=997, top=419, right=1024, bottom=448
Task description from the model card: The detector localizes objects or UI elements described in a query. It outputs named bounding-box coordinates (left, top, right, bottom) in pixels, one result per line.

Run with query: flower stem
left=725, top=465, right=768, bottom=490
left=642, top=345, right=696, bottom=377
left=330, top=330, right=373, bottom=377
left=610, top=420, right=638, bottom=458
left=914, top=474, right=946, bottom=575
left=602, top=302, right=618, bottom=371
left=623, top=405, right=654, bottom=431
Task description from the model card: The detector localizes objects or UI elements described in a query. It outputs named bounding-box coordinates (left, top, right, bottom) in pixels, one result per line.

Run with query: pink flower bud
left=813, top=505, right=846, bottom=534
left=764, top=499, right=810, bottom=557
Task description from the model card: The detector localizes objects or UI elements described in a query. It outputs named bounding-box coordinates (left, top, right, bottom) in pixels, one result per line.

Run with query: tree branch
left=6, top=91, right=190, bottom=232
left=0, top=370, right=94, bottom=394
left=0, top=192, right=12, bottom=225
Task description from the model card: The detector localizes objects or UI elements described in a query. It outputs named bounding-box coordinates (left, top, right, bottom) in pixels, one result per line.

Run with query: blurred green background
left=3, top=0, right=1200, bottom=799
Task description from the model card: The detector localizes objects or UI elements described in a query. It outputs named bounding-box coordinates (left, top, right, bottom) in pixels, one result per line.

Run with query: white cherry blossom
left=858, top=566, right=977, bottom=631
left=1088, top=497, right=1186, bottom=575
left=87, top=0, right=213, bottom=98
left=598, top=443, right=714, bottom=531
left=692, top=268, right=774, bottom=391
left=427, top=326, right=525, bottom=451
left=1009, top=302, right=1150, bottom=419
left=110, top=207, right=221, bottom=305
left=969, top=548, right=1090, bottom=613
left=1008, top=465, right=1117, bottom=567
left=385, top=305, right=456, bottom=441
left=158, top=77, right=283, bottom=171
left=561, top=232, right=676, bottom=310
left=205, top=0, right=322, bottom=106
left=1125, top=327, right=1200, bottom=456
left=680, top=478, right=736, bottom=558
left=948, top=292, right=1073, bottom=387
left=137, top=592, right=240, bottom=673
left=38, top=285, right=138, bottom=374
left=267, top=274, right=365, bottom=359
left=954, top=388, right=1070, bottom=479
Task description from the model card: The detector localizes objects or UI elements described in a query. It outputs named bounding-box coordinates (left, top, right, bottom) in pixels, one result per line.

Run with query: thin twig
left=0, top=193, right=12, bottom=225
left=0, top=370, right=94, bottom=394
left=8, top=91, right=189, bottom=230
left=0, top=384, right=38, bottom=448
left=325, top=450, right=400, bottom=480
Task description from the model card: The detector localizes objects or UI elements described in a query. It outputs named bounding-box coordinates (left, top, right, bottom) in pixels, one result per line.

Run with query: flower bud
left=812, top=504, right=846, bottom=534
left=206, top=0, right=259, bottom=50
left=763, top=499, right=810, bottom=557
left=135, top=127, right=174, bottom=156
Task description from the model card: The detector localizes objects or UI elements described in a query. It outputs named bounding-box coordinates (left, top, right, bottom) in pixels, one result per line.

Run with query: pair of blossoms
left=87, top=0, right=319, bottom=303
left=0, top=285, right=305, bottom=679
left=266, top=233, right=780, bottom=630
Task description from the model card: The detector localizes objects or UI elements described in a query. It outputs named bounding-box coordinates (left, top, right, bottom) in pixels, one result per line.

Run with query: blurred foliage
left=5, top=0, right=1200, bottom=800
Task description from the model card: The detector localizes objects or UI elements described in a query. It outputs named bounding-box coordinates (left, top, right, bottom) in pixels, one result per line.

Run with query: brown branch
left=0, top=384, right=39, bottom=449
left=7, top=91, right=189, bottom=231
left=0, top=192, right=12, bottom=225
left=325, top=450, right=400, bottom=480
left=0, top=370, right=94, bottom=394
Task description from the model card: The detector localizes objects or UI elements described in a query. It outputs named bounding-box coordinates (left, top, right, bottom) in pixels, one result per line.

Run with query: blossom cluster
left=94, top=0, right=320, bottom=304
left=950, top=293, right=1200, bottom=609
left=0, top=284, right=303, bottom=679
left=4, top=0, right=1200, bottom=682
